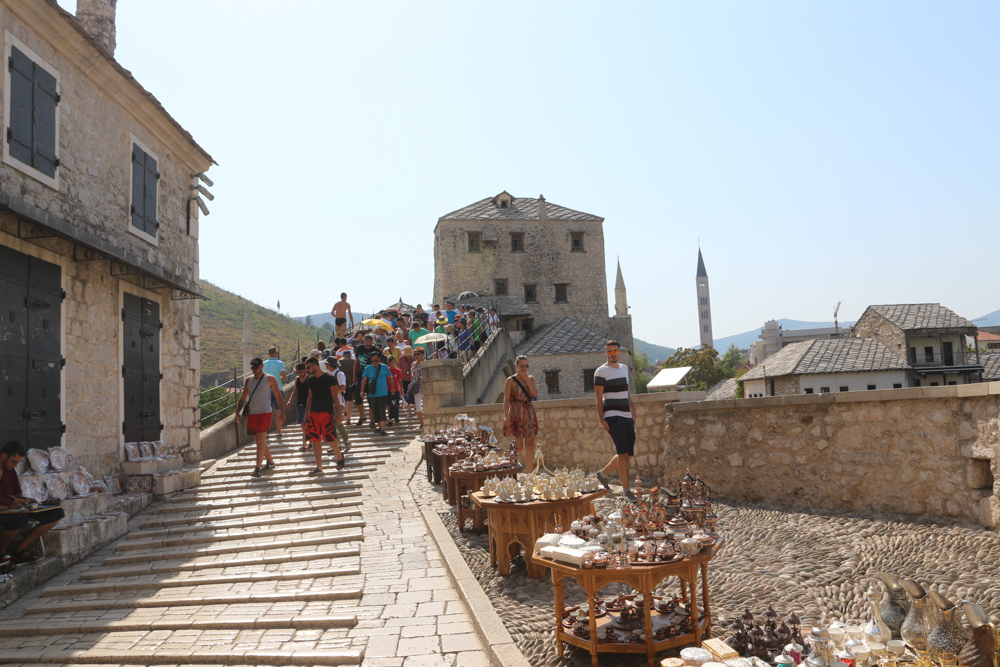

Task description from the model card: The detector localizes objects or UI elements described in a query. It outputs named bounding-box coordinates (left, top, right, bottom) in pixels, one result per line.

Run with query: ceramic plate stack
left=69, top=471, right=90, bottom=497
left=125, top=443, right=139, bottom=461
left=27, top=449, right=49, bottom=474
left=44, top=474, right=69, bottom=501
left=20, top=478, right=48, bottom=503
left=48, top=446, right=71, bottom=471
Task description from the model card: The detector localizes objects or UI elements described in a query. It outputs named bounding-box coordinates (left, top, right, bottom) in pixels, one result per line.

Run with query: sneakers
left=250, top=467, right=261, bottom=478
left=356, top=418, right=366, bottom=427
left=308, top=468, right=323, bottom=475
left=596, top=471, right=612, bottom=491
left=275, top=433, right=282, bottom=440
left=378, top=428, right=387, bottom=436
left=623, top=488, right=637, bottom=502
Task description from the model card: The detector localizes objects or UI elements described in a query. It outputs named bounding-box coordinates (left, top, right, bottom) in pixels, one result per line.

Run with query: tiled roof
left=515, top=316, right=607, bottom=356
left=978, top=331, right=1000, bottom=341
left=440, top=194, right=602, bottom=221
left=865, top=304, right=975, bottom=332
left=443, top=295, right=533, bottom=318
left=741, top=338, right=909, bottom=381
left=705, top=378, right=738, bottom=400
left=980, top=352, right=1000, bottom=382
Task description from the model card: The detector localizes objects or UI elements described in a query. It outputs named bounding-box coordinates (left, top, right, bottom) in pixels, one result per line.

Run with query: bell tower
left=696, top=248, right=713, bottom=348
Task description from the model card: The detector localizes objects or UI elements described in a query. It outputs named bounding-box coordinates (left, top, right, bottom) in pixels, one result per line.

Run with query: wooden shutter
left=131, top=144, right=146, bottom=231
left=7, top=47, right=34, bottom=164
left=32, top=65, right=58, bottom=177
left=143, top=153, right=159, bottom=236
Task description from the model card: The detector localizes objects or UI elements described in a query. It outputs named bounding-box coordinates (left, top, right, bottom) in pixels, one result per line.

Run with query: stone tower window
left=467, top=232, right=482, bottom=253
left=524, top=284, right=537, bottom=303
left=494, top=279, right=508, bottom=296
left=510, top=233, right=525, bottom=253
left=554, top=283, right=568, bottom=303
left=571, top=232, right=585, bottom=252
left=544, top=370, right=560, bottom=394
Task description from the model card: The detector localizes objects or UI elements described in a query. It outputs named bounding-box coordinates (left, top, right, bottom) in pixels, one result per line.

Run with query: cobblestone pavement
left=411, top=470, right=1000, bottom=667
left=0, top=416, right=489, bottom=667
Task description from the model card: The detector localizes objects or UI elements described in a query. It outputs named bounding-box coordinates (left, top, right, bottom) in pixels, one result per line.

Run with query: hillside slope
left=634, top=338, right=676, bottom=364
left=200, top=281, right=328, bottom=387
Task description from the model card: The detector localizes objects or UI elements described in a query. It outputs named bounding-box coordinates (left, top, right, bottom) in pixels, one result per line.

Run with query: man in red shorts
left=304, top=356, right=344, bottom=474
left=235, top=357, right=284, bottom=478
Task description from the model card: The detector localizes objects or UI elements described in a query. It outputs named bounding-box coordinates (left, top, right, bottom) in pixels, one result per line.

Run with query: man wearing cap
left=236, top=357, right=284, bottom=477
left=352, top=334, right=379, bottom=426
left=434, top=316, right=448, bottom=335
left=262, top=347, right=287, bottom=440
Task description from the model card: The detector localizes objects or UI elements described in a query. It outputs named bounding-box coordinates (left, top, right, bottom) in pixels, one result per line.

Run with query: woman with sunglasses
left=502, top=354, right=538, bottom=466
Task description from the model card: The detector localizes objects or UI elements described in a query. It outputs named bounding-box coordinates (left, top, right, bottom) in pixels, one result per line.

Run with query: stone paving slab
left=150, top=490, right=362, bottom=513
left=78, top=548, right=361, bottom=580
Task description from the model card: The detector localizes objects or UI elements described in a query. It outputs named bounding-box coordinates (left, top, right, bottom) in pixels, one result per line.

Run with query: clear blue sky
left=58, top=1, right=1000, bottom=347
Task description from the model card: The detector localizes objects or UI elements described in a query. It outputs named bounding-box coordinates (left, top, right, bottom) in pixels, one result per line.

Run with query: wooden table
left=530, top=536, right=725, bottom=667
left=446, top=465, right=521, bottom=533
left=421, top=439, right=446, bottom=484
left=471, top=489, right=606, bottom=578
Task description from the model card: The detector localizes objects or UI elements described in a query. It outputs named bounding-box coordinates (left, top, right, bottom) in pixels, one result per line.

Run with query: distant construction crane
left=834, top=301, right=843, bottom=337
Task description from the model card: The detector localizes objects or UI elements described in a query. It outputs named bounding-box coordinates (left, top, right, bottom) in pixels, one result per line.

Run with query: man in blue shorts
left=593, top=340, right=638, bottom=501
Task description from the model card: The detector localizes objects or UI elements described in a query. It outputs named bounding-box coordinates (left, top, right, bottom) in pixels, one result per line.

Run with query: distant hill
left=712, top=319, right=856, bottom=351
left=200, top=282, right=329, bottom=387
left=975, top=309, right=1000, bottom=327
left=295, top=311, right=374, bottom=328
left=634, top=338, right=676, bottom=364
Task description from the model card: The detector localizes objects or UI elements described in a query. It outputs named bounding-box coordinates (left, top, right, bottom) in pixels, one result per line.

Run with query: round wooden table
left=446, top=465, right=521, bottom=532
left=529, top=536, right=725, bottom=667
left=471, top=489, right=607, bottom=578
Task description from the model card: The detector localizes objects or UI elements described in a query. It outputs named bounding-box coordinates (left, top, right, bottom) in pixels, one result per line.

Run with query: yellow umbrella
left=362, top=318, right=394, bottom=332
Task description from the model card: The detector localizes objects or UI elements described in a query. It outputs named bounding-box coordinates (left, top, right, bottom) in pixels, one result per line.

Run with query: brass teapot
left=958, top=602, right=999, bottom=667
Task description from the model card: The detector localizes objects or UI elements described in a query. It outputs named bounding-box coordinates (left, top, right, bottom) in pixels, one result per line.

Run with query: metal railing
left=909, top=350, right=976, bottom=367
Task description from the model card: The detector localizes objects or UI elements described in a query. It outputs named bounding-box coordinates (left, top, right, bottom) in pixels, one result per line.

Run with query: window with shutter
left=5, top=44, right=59, bottom=182
left=130, top=141, right=159, bottom=241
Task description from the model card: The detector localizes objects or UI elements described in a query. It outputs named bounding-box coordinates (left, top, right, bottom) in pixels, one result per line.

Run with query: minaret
left=614, top=259, right=628, bottom=317
left=241, top=302, right=254, bottom=374
left=696, top=248, right=713, bottom=348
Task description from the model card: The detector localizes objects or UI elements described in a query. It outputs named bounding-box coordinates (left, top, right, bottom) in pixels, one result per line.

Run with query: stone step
left=163, top=480, right=363, bottom=503
left=103, top=528, right=364, bottom=564
left=23, top=586, right=363, bottom=613
left=0, top=648, right=363, bottom=665
left=127, top=507, right=360, bottom=539
left=150, top=489, right=361, bottom=513
left=137, top=498, right=362, bottom=528
left=0, top=613, right=358, bottom=635
left=220, top=448, right=402, bottom=469
left=41, top=564, right=361, bottom=595
left=84, top=546, right=360, bottom=579
left=191, top=469, right=373, bottom=490
left=116, top=518, right=365, bottom=551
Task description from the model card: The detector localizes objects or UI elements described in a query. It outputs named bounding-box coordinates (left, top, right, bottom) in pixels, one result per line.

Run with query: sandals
left=308, top=468, right=323, bottom=475
left=378, top=429, right=387, bottom=436
left=13, top=550, right=38, bottom=565
left=336, top=458, right=346, bottom=470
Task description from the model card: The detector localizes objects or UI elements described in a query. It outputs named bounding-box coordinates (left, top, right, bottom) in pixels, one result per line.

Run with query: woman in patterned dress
left=503, top=355, right=538, bottom=466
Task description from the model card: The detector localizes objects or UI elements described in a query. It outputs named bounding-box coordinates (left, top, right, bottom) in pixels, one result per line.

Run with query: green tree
left=661, top=345, right=728, bottom=391
left=320, top=321, right=333, bottom=332
left=719, top=343, right=744, bottom=377
left=633, top=350, right=654, bottom=394
left=304, top=314, right=313, bottom=327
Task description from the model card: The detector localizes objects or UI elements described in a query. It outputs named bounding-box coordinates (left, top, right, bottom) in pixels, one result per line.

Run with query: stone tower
left=241, top=302, right=254, bottom=374
left=76, top=0, right=118, bottom=55
left=614, top=259, right=628, bottom=317
left=696, top=248, right=713, bottom=348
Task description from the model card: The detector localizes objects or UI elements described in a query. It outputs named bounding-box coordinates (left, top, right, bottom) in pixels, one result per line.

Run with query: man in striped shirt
left=594, top=340, right=638, bottom=501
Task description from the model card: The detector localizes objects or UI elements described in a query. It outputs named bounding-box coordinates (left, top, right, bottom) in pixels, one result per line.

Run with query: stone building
left=853, top=303, right=984, bottom=386
left=740, top=338, right=909, bottom=397
left=0, top=0, right=214, bottom=474
left=433, top=191, right=623, bottom=337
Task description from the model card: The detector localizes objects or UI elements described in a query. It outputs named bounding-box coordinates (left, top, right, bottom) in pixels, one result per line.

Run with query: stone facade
left=0, top=1, right=212, bottom=474
left=531, top=350, right=633, bottom=401
left=853, top=311, right=907, bottom=356
left=433, top=194, right=611, bottom=335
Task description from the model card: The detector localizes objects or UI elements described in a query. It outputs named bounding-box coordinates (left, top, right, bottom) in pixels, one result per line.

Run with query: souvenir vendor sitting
left=0, top=441, right=65, bottom=565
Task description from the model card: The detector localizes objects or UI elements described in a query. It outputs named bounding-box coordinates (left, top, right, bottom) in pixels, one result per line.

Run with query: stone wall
left=531, top=350, right=633, bottom=401
left=663, top=383, right=1000, bottom=529
left=425, top=392, right=705, bottom=478
left=433, top=215, right=610, bottom=334
left=853, top=311, right=907, bottom=359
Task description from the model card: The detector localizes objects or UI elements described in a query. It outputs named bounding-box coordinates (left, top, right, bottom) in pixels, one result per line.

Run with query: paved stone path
left=0, top=416, right=490, bottom=667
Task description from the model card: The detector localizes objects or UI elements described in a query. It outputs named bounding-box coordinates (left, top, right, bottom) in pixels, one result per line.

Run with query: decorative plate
left=44, top=474, right=69, bottom=501
left=151, top=441, right=164, bottom=457
left=27, top=449, right=49, bottom=474
left=15, top=457, right=27, bottom=476
left=104, top=475, right=121, bottom=495
left=125, top=443, right=139, bottom=461
left=91, top=479, right=109, bottom=494
left=126, top=474, right=153, bottom=493
left=69, top=471, right=90, bottom=496
left=139, top=442, right=153, bottom=459
left=20, top=478, right=48, bottom=503
left=48, top=446, right=71, bottom=471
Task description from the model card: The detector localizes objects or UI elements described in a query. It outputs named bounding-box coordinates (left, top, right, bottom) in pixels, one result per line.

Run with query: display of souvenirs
left=43, top=474, right=69, bottom=501
left=125, top=442, right=140, bottom=462
left=19, top=477, right=48, bottom=503
left=69, top=470, right=91, bottom=496
left=27, top=448, right=49, bottom=474
left=104, top=475, right=122, bottom=495
left=126, top=474, right=153, bottom=493
left=48, top=446, right=72, bottom=471
left=722, top=607, right=806, bottom=664
left=449, top=448, right=519, bottom=474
